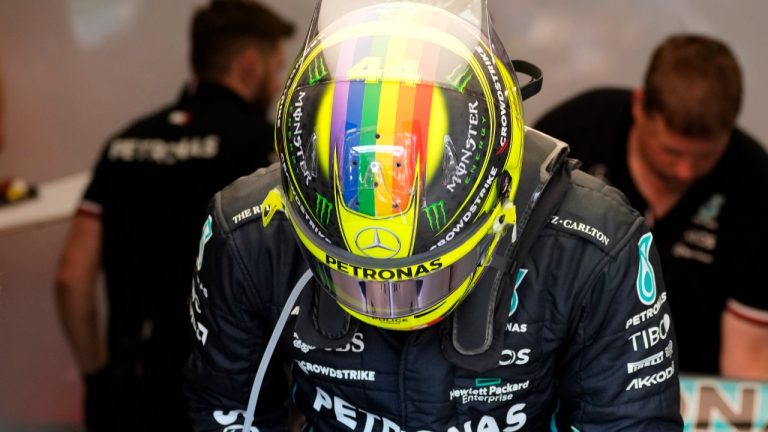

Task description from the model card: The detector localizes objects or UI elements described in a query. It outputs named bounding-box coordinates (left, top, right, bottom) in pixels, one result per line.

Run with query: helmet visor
left=304, top=240, right=484, bottom=319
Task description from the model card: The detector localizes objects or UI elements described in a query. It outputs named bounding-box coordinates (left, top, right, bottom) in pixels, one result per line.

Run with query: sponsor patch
left=296, top=360, right=375, bottom=381
left=292, top=332, right=364, bottom=354
left=626, top=292, right=667, bottom=329
left=310, top=385, right=528, bottom=431
left=627, top=351, right=664, bottom=374
left=449, top=380, right=529, bottom=405
left=548, top=216, right=611, bottom=247
left=499, top=348, right=531, bottom=366
left=636, top=232, right=657, bottom=305
left=626, top=362, right=675, bottom=391
left=628, top=313, right=671, bottom=351
left=508, top=269, right=528, bottom=317
left=196, top=215, right=213, bottom=271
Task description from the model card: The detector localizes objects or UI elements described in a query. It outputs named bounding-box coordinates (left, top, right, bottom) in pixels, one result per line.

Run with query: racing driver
left=185, top=0, right=683, bottom=430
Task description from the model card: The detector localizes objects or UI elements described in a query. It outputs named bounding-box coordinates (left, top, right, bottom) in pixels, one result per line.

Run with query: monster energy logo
left=314, top=260, right=335, bottom=292
left=423, top=201, right=447, bottom=231
left=308, top=58, right=329, bottom=85
left=316, top=193, right=334, bottom=225
left=447, top=64, right=473, bottom=93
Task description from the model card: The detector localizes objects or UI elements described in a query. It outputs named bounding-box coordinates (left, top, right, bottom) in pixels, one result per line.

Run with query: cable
left=242, top=269, right=313, bottom=431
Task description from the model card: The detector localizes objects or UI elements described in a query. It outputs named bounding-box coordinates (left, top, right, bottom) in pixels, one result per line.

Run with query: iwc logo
left=355, top=227, right=401, bottom=259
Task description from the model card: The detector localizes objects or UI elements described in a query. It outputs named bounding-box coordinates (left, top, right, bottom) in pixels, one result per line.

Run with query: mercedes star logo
left=355, top=227, right=401, bottom=259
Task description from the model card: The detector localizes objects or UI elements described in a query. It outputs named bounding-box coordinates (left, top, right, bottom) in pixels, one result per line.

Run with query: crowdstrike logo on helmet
left=475, top=46, right=510, bottom=147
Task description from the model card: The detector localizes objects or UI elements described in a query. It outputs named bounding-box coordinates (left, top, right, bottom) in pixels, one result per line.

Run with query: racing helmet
left=273, top=0, right=526, bottom=330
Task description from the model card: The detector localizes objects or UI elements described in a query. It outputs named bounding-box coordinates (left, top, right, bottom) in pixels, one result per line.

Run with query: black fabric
left=186, top=133, right=683, bottom=430
left=83, top=367, right=111, bottom=431
left=534, top=88, right=768, bottom=375
left=294, top=280, right=358, bottom=349
left=443, top=131, right=571, bottom=371
left=82, top=81, right=274, bottom=431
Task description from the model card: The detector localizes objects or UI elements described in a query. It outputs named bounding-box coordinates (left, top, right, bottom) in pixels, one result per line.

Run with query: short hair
left=642, top=34, right=742, bottom=138
left=191, top=0, right=295, bottom=80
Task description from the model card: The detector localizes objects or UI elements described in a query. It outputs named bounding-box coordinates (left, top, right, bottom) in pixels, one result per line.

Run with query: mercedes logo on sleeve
left=355, top=227, right=401, bottom=259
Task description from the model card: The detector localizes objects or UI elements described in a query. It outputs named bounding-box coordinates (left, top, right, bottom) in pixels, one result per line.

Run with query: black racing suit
left=186, top=138, right=683, bottom=430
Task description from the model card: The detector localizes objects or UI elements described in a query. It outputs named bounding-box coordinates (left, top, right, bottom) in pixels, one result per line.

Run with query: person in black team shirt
left=184, top=1, right=682, bottom=430
left=55, top=1, right=293, bottom=430
left=0, top=67, right=5, bottom=152
left=535, top=34, right=768, bottom=378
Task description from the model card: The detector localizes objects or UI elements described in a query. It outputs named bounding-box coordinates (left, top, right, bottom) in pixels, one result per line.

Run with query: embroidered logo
left=637, top=233, right=657, bottom=305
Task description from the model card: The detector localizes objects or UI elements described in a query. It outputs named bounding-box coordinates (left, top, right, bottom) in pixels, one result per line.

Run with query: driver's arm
left=55, top=212, right=107, bottom=374
left=185, top=198, right=289, bottom=431
left=557, top=226, right=682, bottom=430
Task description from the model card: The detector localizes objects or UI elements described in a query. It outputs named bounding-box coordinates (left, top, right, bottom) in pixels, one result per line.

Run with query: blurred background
left=0, top=0, right=766, bottom=430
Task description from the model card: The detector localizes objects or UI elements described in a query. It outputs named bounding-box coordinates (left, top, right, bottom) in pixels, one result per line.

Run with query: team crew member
left=0, top=67, right=5, bottom=151
left=535, top=34, right=768, bottom=378
left=186, top=1, right=683, bottom=430
left=55, top=1, right=293, bottom=430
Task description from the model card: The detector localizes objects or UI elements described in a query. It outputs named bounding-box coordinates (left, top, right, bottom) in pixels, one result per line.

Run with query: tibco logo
left=628, top=314, right=671, bottom=351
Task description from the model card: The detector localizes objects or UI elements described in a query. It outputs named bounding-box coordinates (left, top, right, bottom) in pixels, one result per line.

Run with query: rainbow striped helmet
left=275, top=0, right=525, bottom=330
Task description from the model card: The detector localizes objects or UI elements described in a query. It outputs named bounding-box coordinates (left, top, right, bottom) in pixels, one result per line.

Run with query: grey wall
left=498, top=0, right=768, bottom=143
left=0, top=0, right=765, bottom=428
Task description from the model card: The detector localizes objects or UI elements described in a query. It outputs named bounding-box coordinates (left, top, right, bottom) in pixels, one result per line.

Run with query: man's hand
left=55, top=212, right=107, bottom=374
